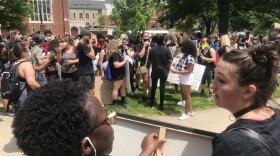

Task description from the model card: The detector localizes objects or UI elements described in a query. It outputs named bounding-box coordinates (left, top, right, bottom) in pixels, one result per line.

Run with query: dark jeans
left=129, top=63, right=135, bottom=92
left=201, top=67, right=213, bottom=86
left=150, top=76, right=167, bottom=106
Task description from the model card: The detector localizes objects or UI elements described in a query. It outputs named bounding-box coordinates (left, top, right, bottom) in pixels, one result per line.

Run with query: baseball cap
left=78, top=29, right=91, bottom=37
left=38, top=34, right=45, bottom=41
left=122, top=38, right=130, bottom=43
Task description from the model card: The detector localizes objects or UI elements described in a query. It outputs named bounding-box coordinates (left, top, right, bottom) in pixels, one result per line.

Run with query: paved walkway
left=1, top=99, right=279, bottom=156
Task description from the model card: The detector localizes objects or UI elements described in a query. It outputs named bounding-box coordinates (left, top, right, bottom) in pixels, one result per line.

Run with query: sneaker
left=178, top=114, right=189, bottom=120
left=188, top=112, right=195, bottom=116
left=207, top=94, right=213, bottom=101
left=177, top=100, right=185, bottom=106
left=158, top=105, right=164, bottom=112
left=149, top=103, right=155, bottom=108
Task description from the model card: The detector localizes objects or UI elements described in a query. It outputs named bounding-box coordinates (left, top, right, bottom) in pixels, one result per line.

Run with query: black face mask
left=143, top=39, right=150, bottom=42
left=85, top=38, right=90, bottom=44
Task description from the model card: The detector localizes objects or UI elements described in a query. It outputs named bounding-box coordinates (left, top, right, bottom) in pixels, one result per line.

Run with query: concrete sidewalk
left=147, top=108, right=234, bottom=133
left=0, top=113, right=22, bottom=156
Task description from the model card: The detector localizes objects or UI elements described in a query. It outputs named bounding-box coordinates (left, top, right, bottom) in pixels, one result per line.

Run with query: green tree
left=110, top=0, right=154, bottom=37
left=0, top=0, right=32, bottom=33
left=229, top=0, right=280, bottom=34
left=97, top=13, right=105, bottom=26
left=157, top=0, right=280, bottom=35
left=157, top=0, right=218, bottom=35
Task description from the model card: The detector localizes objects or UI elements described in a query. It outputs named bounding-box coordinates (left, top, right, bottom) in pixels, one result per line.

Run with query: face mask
left=83, top=137, right=97, bottom=156
left=143, top=39, right=149, bottom=42
left=85, top=37, right=90, bottom=44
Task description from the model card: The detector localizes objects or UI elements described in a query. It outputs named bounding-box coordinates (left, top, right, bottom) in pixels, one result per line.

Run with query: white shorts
left=179, top=73, right=194, bottom=86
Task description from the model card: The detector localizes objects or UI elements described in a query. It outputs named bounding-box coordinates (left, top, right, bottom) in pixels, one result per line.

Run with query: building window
left=73, top=13, right=75, bottom=19
left=74, top=3, right=78, bottom=7
left=92, top=13, right=95, bottom=19
left=87, top=4, right=92, bottom=8
left=30, top=0, right=53, bottom=22
left=48, top=27, right=52, bottom=31
left=79, top=13, right=83, bottom=19
left=80, top=4, right=85, bottom=8
left=86, top=22, right=89, bottom=26
left=98, top=9, right=102, bottom=13
left=86, top=13, right=89, bottom=19
left=32, top=27, right=36, bottom=33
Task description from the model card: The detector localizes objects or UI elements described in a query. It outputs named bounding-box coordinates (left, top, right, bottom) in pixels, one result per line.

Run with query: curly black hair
left=12, top=80, right=93, bottom=156
left=181, top=39, right=197, bottom=58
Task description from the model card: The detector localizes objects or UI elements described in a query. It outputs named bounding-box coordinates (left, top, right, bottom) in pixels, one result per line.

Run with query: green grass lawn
left=105, top=84, right=216, bottom=117
left=1, top=83, right=280, bottom=117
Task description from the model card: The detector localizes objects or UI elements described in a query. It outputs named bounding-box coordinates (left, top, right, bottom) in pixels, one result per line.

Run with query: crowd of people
left=0, top=26, right=280, bottom=155
left=1, top=28, right=280, bottom=117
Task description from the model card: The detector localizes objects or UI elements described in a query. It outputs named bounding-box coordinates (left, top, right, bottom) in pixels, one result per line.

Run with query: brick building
left=68, top=0, right=115, bottom=37
left=23, top=0, right=70, bottom=36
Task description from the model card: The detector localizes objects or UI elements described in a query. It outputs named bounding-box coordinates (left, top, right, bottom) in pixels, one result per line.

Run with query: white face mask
left=83, top=137, right=97, bottom=156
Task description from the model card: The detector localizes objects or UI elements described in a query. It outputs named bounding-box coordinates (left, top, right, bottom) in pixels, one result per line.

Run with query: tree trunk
left=218, top=0, right=230, bottom=34
left=205, top=21, right=211, bottom=36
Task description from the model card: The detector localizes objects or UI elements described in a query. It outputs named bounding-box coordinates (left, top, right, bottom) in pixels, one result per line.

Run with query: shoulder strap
left=14, top=60, right=27, bottom=79
left=228, top=127, right=278, bottom=156
left=144, top=46, right=150, bottom=66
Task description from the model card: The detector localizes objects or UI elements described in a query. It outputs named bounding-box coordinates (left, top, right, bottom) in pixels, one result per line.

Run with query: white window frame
left=29, top=0, right=53, bottom=23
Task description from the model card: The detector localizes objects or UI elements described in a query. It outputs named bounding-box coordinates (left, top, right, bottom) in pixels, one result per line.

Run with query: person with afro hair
left=13, top=80, right=165, bottom=156
left=170, top=39, right=197, bottom=120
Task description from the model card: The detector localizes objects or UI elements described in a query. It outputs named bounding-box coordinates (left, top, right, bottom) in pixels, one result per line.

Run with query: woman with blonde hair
left=108, top=40, right=129, bottom=106
left=218, top=34, right=231, bottom=57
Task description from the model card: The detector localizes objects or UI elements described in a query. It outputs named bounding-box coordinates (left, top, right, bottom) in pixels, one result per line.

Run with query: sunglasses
left=88, top=110, right=116, bottom=133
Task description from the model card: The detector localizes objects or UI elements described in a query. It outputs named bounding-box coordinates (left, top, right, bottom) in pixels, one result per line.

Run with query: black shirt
left=212, top=108, right=280, bottom=156
left=77, top=42, right=94, bottom=76
left=136, top=42, right=155, bottom=67
left=109, top=52, right=125, bottom=81
left=149, top=45, right=172, bottom=78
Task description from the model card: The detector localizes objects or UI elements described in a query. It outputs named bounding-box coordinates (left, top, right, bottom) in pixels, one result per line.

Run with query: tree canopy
left=0, top=0, right=32, bottom=33
left=110, top=0, right=154, bottom=37
left=157, top=0, right=280, bottom=35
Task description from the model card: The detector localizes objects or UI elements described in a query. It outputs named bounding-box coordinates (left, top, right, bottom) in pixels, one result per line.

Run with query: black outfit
left=200, top=49, right=214, bottom=87
left=0, top=55, right=8, bottom=74
left=77, top=42, right=94, bottom=90
left=136, top=42, right=155, bottom=68
left=109, top=52, right=125, bottom=81
left=212, top=108, right=280, bottom=156
left=120, top=45, right=135, bottom=92
left=149, top=45, right=172, bottom=109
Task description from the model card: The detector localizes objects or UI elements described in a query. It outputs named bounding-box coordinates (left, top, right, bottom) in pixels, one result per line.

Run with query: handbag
left=136, top=46, right=150, bottom=75
left=136, top=65, right=147, bottom=75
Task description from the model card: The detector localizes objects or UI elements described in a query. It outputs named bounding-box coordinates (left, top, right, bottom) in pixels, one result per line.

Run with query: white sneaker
left=178, top=113, right=189, bottom=120
left=188, top=112, right=195, bottom=116
left=177, top=100, right=185, bottom=106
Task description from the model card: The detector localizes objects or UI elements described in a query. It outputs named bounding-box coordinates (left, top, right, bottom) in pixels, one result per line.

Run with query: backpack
left=105, top=64, right=113, bottom=81
left=1, top=61, right=26, bottom=103
left=214, top=50, right=220, bottom=66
